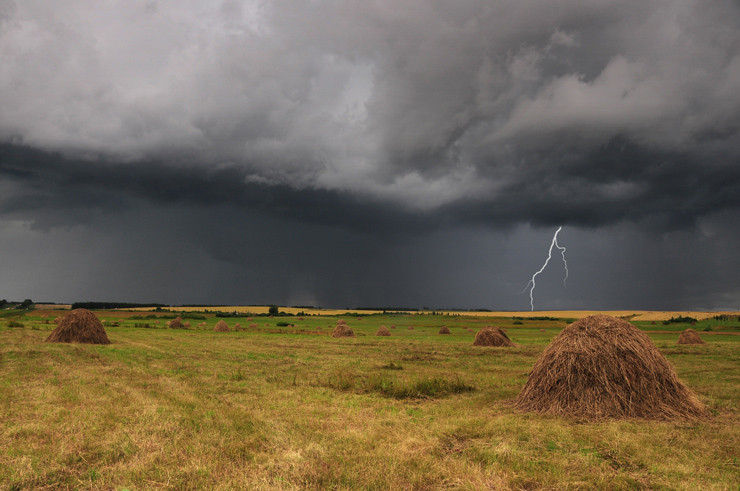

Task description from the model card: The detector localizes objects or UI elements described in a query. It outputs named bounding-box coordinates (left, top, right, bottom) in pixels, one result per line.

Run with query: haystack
left=332, top=322, right=354, bottom=338
left=376, top=325, right=391, bottom=336
left=439, top=326, right=451, bottom=335
left=408, top=326, right=414, bottom=330
left=214, top=320, right=230, bottom=332
left=235, top=323, right=241, bottom=330
left=45, top=309, right=110, bottom=345
left=184, top=321, right=191, bottom=328
left=168, top=317, right=183, bottom=329
left=513, top=315, right=707, bottom=419
left=473, top=327, right=514, bottom=347
left=677, top=329, right=705, bottom=345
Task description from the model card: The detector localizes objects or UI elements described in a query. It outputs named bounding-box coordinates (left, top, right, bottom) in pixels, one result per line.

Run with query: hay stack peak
left=438, top=326, right=451, bottom=335
left=376, top=325, right=391, bottom=336
left=214, top=320, right=230, bottom=332
left=473, top=327, right=514, bottom=347
left=513, top=314, right=707, bottom=420
left=678, top=329, right=705, bottom=345
left=45, top=309, right=111, bottom=345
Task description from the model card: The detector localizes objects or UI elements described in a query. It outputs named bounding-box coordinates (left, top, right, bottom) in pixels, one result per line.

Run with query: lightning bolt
left=522, top=226, right=568, bottom=311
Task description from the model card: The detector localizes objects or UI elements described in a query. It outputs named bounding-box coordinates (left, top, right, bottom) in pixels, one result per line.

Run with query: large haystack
left=513, top=315, right=707, bottom=420
left=45, top=309, right=110, bottom=345
left=473, top=327, right=514, bottom=347
left=332, top=322, right=354, bottom=338
left=438, top=326, right=451, bottom=335
left=168, top=317, right=183, bottom=329
left=678, top=329, right=705, bottom=345
left=214, top=320, right=230, bottom=332
left=376, top=325, right=391, bottom=336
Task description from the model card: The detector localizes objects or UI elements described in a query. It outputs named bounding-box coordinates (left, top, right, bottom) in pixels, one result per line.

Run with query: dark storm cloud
left=2, top=138, right=739, bottom=233
left=1, top=0, right=739, bottom=220
left=1, top=1, right=739, bottom=309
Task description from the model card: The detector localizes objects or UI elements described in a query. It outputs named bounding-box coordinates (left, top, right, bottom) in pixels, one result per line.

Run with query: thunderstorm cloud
left=1, top=0, right=739, bottom=309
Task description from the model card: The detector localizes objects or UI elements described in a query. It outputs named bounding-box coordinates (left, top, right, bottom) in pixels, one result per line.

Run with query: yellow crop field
left=122, top=305, right=738, bottom=321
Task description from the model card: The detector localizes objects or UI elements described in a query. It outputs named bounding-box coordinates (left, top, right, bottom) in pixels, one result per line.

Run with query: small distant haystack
left=45, top=309, right=110, bottom=345
left=184, top=321, right=191, bottom=328
left=513, top=314, right=708, bottom=420
left=390, top=325, right=396, bottom=329
left=439, top=326, right=451, bottom=335
left=198, top=322, right=207, bottom=327
left=235, top=323, right=241, bottom=330
left=332, top=321, right=354, bottom=337
left=678, top=329, right=705, bottom=345
left=408, top=326, right=414, bottom=330
left=376, top=325, right=391, bottom=336
left=214, top=320, right=230, bottom=332
left=168, top=317, right=183, bottom=329
left=473, top=327, right=514, bottom=347
left=249, top=323, right=259, bottom=329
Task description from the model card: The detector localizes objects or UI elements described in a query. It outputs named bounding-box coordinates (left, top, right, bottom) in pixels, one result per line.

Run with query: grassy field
left=1, top=310, right=739, bottom=489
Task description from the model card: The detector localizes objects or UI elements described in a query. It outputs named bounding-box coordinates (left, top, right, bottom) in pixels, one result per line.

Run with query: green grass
left=1, top=311, right=738, bottom=489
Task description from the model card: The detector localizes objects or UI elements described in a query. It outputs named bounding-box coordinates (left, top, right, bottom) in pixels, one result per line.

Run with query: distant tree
left=16, top=299, right=34, bottom=309
left=268, top=305, right=280, bottom=315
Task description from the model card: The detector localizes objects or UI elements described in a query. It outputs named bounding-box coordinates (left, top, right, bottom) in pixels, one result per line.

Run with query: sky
left=1, top=0, right=739, bottom=310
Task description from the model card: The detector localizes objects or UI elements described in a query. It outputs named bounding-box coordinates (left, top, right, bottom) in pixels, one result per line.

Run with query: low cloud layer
left=1, top=1, right=739, bottom=308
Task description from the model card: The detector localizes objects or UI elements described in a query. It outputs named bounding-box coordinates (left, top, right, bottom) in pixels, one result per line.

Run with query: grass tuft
left=366, top=375, right=475, bottom=399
